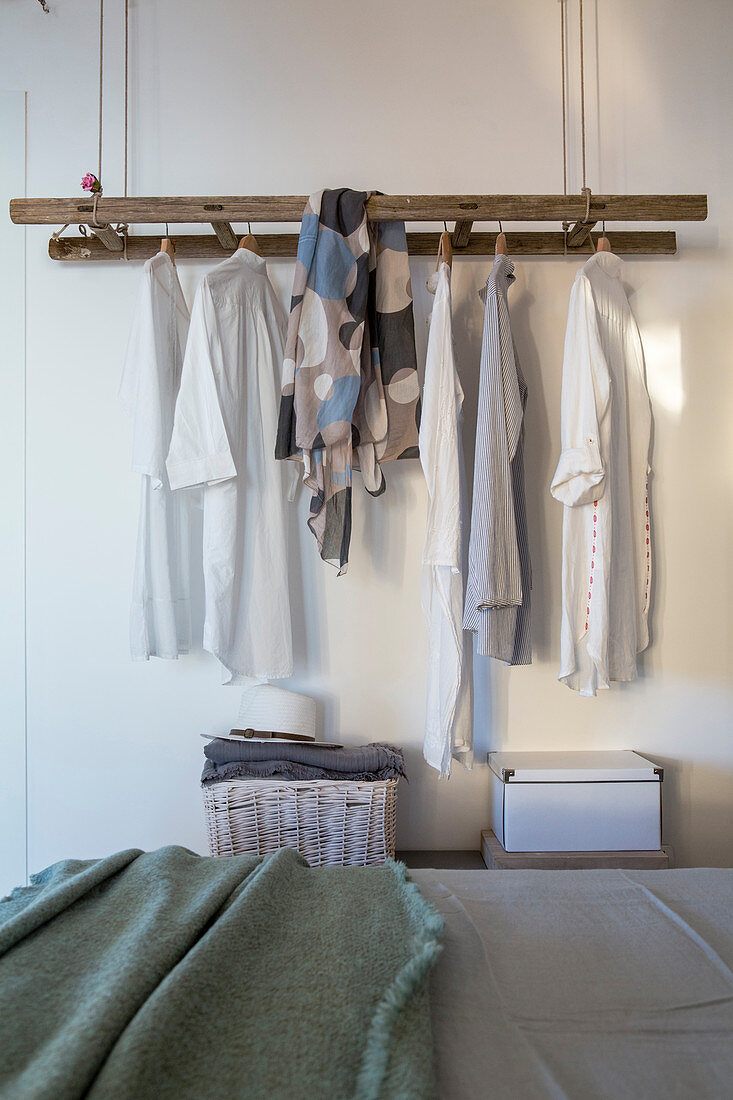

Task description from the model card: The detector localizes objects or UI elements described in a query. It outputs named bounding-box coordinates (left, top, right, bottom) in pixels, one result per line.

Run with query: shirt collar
left=491, top=252, right=516, bottom=284
left=584, top=251, right=624, bottom=277
left=231, top=246, right=267, bottom=271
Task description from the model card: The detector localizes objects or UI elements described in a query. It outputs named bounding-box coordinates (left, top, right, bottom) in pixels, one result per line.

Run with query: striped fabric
left=463, top=254, right=532, bottom=664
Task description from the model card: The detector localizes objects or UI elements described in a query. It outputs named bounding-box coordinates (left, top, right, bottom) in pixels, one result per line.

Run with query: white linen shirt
left=420, top=261, right=473, bottom=777
left=551, top=252, right=652, bottom=696
left=119, top=251, right=191, bottom=661
left=166, top=248, right=293, bottom=681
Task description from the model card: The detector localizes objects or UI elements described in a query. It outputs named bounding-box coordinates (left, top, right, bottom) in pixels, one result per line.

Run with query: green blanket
left=0, top=846, right=442, bottom=1100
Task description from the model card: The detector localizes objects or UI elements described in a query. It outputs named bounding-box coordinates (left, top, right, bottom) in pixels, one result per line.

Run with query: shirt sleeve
left=420, top=271, right=463, bottom=572
left=550, top=275, right=611, bottom=507
left=119, top=264, right=167, bottom=488
left=166, top=280, right=237, bottom=491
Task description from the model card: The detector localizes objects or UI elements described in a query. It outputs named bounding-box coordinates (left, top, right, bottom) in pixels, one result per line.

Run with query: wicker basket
left=202, top=778, right=398, bottom=867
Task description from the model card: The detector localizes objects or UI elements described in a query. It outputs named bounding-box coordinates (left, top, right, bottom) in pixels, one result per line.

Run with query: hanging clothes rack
left=8, top=193, right=706, bottom=261
left=12, top=2, right=707, bottom=261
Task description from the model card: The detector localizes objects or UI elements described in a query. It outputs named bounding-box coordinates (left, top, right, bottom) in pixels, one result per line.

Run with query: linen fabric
left=275, top=188, right=420, bottom=574
left=203, top=738, right=405, bottom=773
left=414, top=867, right=733, bottom=1099
left=419, top=261, right=472, bottom=777
left=463, top=254, right=532, bottom=664
left=551, top=252, right=652, bottom=696
left=119, top=251, right=191, bottom=661
left=201, top=757, right=405, bottom=784
left=166, top=248, right=293, bottom=682
left=0, top=846, right=442, bottom=1099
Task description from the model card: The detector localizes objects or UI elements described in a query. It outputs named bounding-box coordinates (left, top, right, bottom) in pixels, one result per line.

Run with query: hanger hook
left=443, top=220, right=448, bottom=233
left=602, top=220, right=606, bottom=235
left=498, top=219, right=503, bottom=234
left=248, top=221, right=252, bottom=234
left=165, top=222, right=170, bottom=238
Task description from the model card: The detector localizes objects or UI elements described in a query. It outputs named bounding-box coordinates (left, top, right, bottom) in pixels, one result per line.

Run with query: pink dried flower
left=81, top=172, right=101, bottom=193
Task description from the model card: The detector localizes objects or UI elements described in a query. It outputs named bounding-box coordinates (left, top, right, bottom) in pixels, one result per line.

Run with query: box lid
left=488, top=750, right=662, bottom=783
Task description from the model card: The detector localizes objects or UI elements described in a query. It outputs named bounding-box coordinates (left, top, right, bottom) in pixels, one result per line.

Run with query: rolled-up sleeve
left=550, top=276, right=610, bottom=508
left=551, top=439, right=604, bottom=506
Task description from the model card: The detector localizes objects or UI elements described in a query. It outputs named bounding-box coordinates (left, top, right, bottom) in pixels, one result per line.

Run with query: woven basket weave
left=202, top=778, right=398, bottom=867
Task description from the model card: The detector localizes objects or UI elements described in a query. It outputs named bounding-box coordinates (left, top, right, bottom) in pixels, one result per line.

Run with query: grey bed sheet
left=412, top=868, right=733, bottom=1100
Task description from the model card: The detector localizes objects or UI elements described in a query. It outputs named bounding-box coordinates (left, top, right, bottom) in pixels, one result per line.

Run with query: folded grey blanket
left=202, top=757, right=404, bottom=785
left=204, top=739, right=405, bottom=773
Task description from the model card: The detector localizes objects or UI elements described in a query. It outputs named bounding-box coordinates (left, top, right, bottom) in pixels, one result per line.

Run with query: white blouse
left=551, top=252, right=652, bottom=696
left=419, top=262, right=472, bottom=776
left=166, top=248, right=294, bottom=682
left=119, top=252, right=191, bottom=661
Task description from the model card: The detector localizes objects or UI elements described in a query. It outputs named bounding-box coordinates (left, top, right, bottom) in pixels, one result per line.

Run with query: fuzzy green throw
left=0, top=846, right=442, bottom=1099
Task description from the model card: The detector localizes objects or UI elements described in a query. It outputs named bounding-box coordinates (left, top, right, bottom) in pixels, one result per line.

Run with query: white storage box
left=489, top=750, right=663, bottom=853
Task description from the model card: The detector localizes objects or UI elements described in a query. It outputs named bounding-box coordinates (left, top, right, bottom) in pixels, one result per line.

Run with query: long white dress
left=119, top=251, right=191, bottom=661
left=551, top=252, right=652, bottom=696
left=166, top=248, right=293, bottom=682
left=420, top=261, right=473, bottom=776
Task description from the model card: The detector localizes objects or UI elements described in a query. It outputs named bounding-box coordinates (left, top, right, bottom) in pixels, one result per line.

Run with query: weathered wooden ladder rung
left=47, top=230, right=679, bottom=261
left=8, top=193, right=707, bottom=260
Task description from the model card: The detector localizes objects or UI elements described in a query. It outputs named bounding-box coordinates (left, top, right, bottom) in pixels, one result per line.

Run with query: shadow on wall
left=511, top=283, right=555, bottom=664
left=396, top=742, right=492, bottom=849
left=360, top=461, right=421, bottom=584
left=649, top=753, right=733, bottom=868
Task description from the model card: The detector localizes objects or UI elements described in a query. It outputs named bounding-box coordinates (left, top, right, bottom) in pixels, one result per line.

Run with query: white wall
left=0, top=91, right=27, bottom=894
left=1, top=0, right=731, bottom=887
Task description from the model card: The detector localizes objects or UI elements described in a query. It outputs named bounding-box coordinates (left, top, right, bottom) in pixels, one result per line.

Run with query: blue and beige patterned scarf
left=275, top=189, right=420, bottom=573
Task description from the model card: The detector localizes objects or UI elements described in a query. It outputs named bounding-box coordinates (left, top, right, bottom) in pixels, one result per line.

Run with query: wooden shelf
left=481, top=830, right=672, bottom=870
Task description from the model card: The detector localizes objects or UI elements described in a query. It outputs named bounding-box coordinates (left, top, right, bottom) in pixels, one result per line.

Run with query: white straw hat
left=236, top=683, right=316, bottom=741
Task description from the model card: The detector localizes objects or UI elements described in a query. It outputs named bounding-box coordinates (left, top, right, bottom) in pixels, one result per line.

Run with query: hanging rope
left=560, top=0, right=594, bottom=253
left=560, top=0, right=568, bottom=198
left=560, top=0, right=569, bottom=253
left=578, top=0, right=593, bottom=240
left=89, top=0, right=105, bottom=229
left=123, top=0, right=129, bottom=198
left=122, top=0, right=130, bottom=258
left=89, top=0, right=131, bottom=256
left=97, top=0, right=104, bottom=188
left=579, top=0, right=587, bottom=193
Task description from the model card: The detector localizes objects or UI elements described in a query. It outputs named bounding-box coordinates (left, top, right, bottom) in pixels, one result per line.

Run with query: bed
left=414, top=867, right=733, bottom=1099
left=2, top=850, right=732, bottom=1098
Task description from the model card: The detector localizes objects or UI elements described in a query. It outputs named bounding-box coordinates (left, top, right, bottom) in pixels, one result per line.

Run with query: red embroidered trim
left=644, top=480, right=650, bottom=607
left=585, top=500, right=598, bottom=632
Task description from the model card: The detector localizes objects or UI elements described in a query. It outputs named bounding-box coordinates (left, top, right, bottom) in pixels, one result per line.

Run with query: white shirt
left=420, top=262, right=473, bottom=776
left=551, top=252, right=652, bottom=696
left=119, top=251, right=191, bottom=661
left=166, top=248, right=294, bottom=681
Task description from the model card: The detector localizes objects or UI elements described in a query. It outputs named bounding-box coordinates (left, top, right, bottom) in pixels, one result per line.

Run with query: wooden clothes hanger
left=495, top=220, right=508, bottom=255
left=238, top=222, right=262, bottom=256
left=160, top=225, right=176, bottom=262
left=596, top=221, right=612, bottom=252
left=436, top=227, right=452, bottom=270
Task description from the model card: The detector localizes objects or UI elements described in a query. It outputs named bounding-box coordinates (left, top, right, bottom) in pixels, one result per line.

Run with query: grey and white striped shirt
left=463, top=254, right=532, bottom=664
